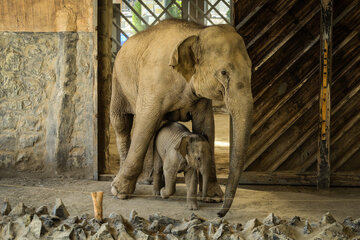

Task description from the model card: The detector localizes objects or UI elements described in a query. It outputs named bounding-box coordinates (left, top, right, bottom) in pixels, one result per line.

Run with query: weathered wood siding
left=0, top=0, right=94, bottom=32
left=235, top=0, right=360, bottom=186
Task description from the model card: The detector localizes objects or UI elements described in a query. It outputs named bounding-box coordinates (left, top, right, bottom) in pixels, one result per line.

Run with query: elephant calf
left=153, top=122, right=211, bottom=210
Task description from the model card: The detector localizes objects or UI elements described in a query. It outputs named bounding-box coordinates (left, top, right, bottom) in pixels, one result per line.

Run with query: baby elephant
left=153, top=122, right=211, bottom=210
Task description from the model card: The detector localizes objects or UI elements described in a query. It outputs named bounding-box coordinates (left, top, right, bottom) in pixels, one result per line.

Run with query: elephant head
left=175, top=134, right=212, bottom=201
left=170, top=25, right=253, bottom=217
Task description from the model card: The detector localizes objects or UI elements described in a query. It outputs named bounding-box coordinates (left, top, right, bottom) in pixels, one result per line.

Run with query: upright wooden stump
left=91, top=192, right=104, bottom=221
left=318, top=0, right=333, bottom=189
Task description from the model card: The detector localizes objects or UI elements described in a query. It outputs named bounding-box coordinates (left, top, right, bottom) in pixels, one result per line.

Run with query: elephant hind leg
left=110, top=99, right=133, bottom=168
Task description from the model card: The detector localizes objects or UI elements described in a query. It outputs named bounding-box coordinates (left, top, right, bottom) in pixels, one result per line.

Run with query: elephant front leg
left=111, top=109, right=162, bottom=199
left=191, top=99, right=223, bottom=202
left=160, top=163, right=178, bottom=199
left=184, top=169, right=198, bottom=210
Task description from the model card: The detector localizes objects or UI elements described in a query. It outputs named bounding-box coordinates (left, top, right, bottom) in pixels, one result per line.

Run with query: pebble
left=1, top=198, right=11, bottom=216
left=35, top=205, right=48, bottom=215
left=9, top=202, right=26, bottom=217
left=303, top=220, right=312, bottom=234
left=92, top=223, right=114, bottom=240
left=263, top=212, right=281, bottom=226
left=320, top=212, right=336, bottom=225
left=52, top=198, right=69, bottom=219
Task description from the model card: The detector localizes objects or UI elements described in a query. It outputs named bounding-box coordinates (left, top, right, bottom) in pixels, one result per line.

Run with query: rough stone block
left=0, top=114, right=17, bottom=130
left=0, top=135, right=16, bottom=151
left=19, top=134, right=39, bottom=148
left=0, top=153, right=15, bottom=167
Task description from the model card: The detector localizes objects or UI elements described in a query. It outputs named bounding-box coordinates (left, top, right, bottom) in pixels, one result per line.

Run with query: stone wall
left=0, top=32, right=95, bottom=177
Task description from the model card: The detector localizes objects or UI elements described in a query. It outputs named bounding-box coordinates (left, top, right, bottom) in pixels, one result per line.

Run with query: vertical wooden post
left=91, top=192, right=104, bottom=222
left=98, top=0, right=113, bottom=175
left=318, top=0, right=333, bottom=189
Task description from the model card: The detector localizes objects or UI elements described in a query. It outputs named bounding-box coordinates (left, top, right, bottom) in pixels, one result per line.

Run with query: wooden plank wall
left=0, top=0, right=94, bottom=32
left=235, top=0, right=360, bottom=186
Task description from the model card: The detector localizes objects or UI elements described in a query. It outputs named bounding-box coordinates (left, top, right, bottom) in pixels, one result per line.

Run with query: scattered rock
left=163, top=224, right=174, bottom=233
left=171, top=219, right=200, bottom=236
left=86, top=218, right=101, bottom=232
left=53, top=198, right=69, bottom=219
left=243, top=218, right=262, bottom=231
left=208, top=217, right=223, bottom=227
left=190, top=213, right=207, bottom=222
left=303, top=220, right=312, bottom=234
left=148, top=219, right=160, bottom=232
left=165, top=233, right=178, bottom=240
left=64, top=215, right=79, bottom=225
left=321, top=212, right=336, bottom=224
left=92, top=223, right=114, bottom=240
left=9, top=202, right=26, bottom=216
left=22, top=214, right=33, bottom=226
left=129, top=209, right=148, bottom=230
left=186, top=225, right=206, bottom=240
left=208, top=223, right=215, bottom=236
left=74, top=227, right=87, bottom=240
left=1, top=222, right=15, bottom=239
left=149, top=213, right=180, bottom=226
left=230, top=223, right=242, bottom=231
left=263, top=213, right=281, bottom=226
left=229, top=233, right=245, bottom=240
left=0, top=200, right=358, bottom=240
left=80, top=213, right=90, bottom=220
left=1, top=199, right=11, bottom=216
left=343, top=216, right=360, bottom=235
left=36, top=205, right=48, bottom=215
left=109, top=212, right=124, bottom=222
left=134, top=229, right=151, bottom=240
left=114, top=221, right=134, bottom=240
left=50, top=223, right=74, bottom=240
left=213, top=223, right=225, bottom=240
left=27, top=214, right=44, bottom=238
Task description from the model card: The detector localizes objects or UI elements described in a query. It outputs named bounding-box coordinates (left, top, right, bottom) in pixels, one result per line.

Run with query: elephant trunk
left=217, top=94, right=253, bottom=217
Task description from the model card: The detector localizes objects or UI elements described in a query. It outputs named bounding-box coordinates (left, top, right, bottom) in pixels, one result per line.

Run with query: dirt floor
left=1, top=173, right=360, bottom=225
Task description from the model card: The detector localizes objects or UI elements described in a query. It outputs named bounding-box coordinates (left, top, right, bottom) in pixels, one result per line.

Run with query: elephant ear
left=169, top=35, right=199, bottom=82
left=175, top=136, right=190, bottom=159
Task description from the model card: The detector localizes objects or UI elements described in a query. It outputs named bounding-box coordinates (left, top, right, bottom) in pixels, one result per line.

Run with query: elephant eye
left=221, top=70, right=227, bottom=76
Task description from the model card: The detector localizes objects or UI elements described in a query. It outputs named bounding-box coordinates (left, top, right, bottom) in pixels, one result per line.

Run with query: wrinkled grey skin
left=153, top=122, right=211, bottom=210
left=110, top=19, right=253, bottom=217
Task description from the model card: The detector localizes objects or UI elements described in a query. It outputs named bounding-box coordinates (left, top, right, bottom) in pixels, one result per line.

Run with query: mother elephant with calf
left=110, top=19, right=253, bottom=217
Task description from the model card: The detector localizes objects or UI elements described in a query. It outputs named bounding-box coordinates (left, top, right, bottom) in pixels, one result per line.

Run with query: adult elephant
left=110, top=19, right=253, bottom=217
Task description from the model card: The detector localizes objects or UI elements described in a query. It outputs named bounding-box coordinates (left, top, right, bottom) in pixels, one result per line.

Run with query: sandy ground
left=1, top=173, right=360, bottom=225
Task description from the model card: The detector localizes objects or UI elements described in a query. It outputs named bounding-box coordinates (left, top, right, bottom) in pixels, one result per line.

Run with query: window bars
left=112, top=0, right=232, bottom=59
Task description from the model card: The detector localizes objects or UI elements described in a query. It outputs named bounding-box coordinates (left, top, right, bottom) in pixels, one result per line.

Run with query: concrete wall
left=0, top=0, right=97, bottom=177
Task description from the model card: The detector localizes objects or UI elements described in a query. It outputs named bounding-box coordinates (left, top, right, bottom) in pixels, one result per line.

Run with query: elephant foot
left=160, top=188, right=170, bottom=199
left=111, top=174, right=136, bottom=199
left=153, top=190, right=160, bottom=196
left=200, top=181, right=223, bottom=203
left=187, top=201, right=198, bottom=210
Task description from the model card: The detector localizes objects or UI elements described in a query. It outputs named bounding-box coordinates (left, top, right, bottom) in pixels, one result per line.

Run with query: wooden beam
left=245, top=95, right=318, bottom=170
left=317, top=0, right=333, bottom=189
left=246, top=0, right=296, bottom=48
left=98, top=0, right=113, bottom=175
left=235, top=0, right=268, bottom=30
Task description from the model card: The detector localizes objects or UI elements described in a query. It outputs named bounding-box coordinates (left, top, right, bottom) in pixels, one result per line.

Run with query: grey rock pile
left=1, top=198, right=360, bottom=239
